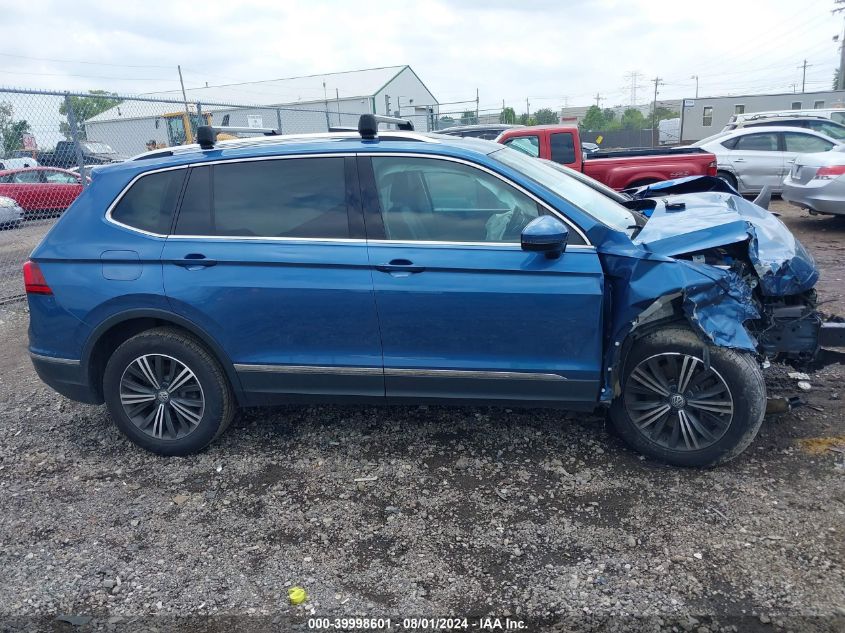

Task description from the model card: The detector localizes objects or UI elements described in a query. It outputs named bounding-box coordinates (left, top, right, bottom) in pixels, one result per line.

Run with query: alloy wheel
left=119, top=354, right=205, bottom=440
left=623, top=352, right=734, bottom=451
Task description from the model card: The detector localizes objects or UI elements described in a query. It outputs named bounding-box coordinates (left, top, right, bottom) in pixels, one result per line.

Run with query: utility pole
left=651, top=76, right=663, bottom=147
left=624, top=71, right=640, bottom=106
left=526, top=97, right=530, bottom=121
left=835, top=2, right=845, bottom=90
left=594, top=92, right=604, bottom=108
left=384, top=94, right=391, bottom=115
left=177, top=65, right=193, bottom=143
left=476, top=88, right=479, bottom=122
left=690, top=74, right=699, bottom=98
left=798, top=59, right=811, bottom=93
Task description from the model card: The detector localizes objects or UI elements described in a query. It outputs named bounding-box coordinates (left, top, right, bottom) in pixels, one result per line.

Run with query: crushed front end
left=598, top=187, right=832, bottom=401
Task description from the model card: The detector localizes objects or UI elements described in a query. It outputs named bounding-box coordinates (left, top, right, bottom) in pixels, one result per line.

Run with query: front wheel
left=610, top=326, right=765, bottom=467
left=102, top=327, right=235, bottom=455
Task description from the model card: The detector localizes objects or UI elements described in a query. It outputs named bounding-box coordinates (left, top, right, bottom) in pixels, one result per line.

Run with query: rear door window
left=783, top=132, right=834, bottom=153
left=110, top=169, right=184, bottom=234
left=550, top=132, right=576, bottom=164
left=174, top=158, right=349, bottom=238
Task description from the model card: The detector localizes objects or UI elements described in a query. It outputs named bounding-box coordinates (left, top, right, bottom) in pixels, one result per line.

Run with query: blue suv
left=25, top=115, right=825, bottom=466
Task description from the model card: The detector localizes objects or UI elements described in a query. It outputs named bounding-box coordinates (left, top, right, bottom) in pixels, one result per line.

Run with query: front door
left=359, top=154, right=605, bottom=405
left=727, top=131, right=784, bottom=192
left=162, top=156, right=383, bottom=399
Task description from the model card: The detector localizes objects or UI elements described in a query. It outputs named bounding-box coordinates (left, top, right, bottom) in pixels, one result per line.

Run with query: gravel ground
left=0, top=201, right=843, bottom=633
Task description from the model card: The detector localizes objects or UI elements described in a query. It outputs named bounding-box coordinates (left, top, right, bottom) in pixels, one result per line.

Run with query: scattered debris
left=787, top=372, right=811, bottom=381
left=353, top=476, right=378, bottom=483
left=797, top=381, right=812, bottom=391
left=288, top=586, right=307, bottom=605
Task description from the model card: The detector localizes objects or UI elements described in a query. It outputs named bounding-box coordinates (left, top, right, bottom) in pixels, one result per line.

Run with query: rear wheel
left=610, top=326, right=765, bottom=467
left=102, top=327, right=235, bottom=455
left=716, top=170, right=738, bottom=190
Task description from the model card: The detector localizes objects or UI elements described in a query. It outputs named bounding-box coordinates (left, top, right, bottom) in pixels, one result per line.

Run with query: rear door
left=782, top=132, right=835, bottom=177
left=162, top=155, right=384, bottom=400
left=727, top=131, right=784, bottom=192
left=359, top=154, right=605, bottom=405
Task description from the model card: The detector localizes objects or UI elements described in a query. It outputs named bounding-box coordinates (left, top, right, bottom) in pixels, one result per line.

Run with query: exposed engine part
left=754, top=301, right=821, bottom=361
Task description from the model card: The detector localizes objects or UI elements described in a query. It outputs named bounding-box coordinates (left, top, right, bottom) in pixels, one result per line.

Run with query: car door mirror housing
left=521, top=216, right=569, bottom=259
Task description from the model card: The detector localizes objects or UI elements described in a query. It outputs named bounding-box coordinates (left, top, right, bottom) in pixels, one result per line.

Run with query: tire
left=716, top=170, right=738, bottom=191
left=610, top=326, right=765, bottom=467
left=102, top=327, right=235, bottom=456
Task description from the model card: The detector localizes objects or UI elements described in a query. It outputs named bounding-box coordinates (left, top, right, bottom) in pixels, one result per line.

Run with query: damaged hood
left=632, top=191, right=818, bottom=296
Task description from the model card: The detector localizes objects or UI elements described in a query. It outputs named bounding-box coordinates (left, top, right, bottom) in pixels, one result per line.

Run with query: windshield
left=82, top=142, right=115, bottom=154
left=490, top=146, right=636, bottom=233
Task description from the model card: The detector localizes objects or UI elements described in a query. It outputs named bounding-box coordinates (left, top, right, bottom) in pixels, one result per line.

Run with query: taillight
left=23, top=260, right=52, bottom=295
left=706, top=159, right=717, bottom=177
left=813, top=165, right=845, bottom=180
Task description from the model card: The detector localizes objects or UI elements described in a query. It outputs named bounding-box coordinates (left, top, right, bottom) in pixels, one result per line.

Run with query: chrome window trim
left=361, top=152, right=592, bottom=245
left=234, top=363, right=566, bottom=381
left=30, top=351, right=80, bottom=366
left=104, top=151, right=592, bottom=246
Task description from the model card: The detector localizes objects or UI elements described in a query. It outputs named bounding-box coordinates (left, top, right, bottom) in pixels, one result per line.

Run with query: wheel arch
left=82, top=309, right=245, bottom=405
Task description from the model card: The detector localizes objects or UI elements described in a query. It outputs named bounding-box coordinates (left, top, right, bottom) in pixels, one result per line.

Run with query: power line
left=0, top=51, right=173, bottom=69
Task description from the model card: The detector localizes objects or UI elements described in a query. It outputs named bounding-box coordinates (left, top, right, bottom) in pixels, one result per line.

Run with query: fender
left=81, top=307, right=246, bottom=403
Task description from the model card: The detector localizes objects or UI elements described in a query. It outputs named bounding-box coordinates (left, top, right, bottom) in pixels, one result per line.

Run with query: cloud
left=0, top=0, right=839, bottom=114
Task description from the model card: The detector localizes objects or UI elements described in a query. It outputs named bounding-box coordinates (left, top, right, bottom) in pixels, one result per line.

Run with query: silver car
left=0, top=195, right=23, bottom=229
left=692, top=126, right=839, bottom=194
left=783, top=145, right=845, bottom=215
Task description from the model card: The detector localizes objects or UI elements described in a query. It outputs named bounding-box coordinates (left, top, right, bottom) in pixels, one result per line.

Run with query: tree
left=579, top=105, right=606, bottom=131
left=437, top=116, right=455, bottom=130
left=460, top=110, right=478, bottom=125
left=517, top=113, right=536, bottom=125
left=533, top=108, right=558, bottom=125
left=834, top=68, right=841, bottom=91
left=499, top=107, right=516, bottom=124
left=621, top=108, right=648, bottom=130
left=0, top=101, right=32, bottom=156
left=651, top=105, right=679, bottom=123
left=58, top=90, right=122, bottom=140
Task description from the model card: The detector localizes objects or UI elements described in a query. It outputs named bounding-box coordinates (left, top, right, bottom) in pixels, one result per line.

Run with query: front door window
left=371, top=156, right=543, bottom=243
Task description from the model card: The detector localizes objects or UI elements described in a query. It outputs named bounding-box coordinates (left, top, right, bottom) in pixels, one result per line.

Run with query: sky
left=0, top=0, right=843, bottom=116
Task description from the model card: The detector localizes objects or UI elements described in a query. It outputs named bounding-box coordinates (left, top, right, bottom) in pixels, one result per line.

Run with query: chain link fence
left=0, top=86, right=440, bottom=304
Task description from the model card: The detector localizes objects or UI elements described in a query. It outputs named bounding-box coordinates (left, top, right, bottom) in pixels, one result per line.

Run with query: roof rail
left=358, top=114, right=414, bottom=139
left=196, top=125, right=280, bottom=149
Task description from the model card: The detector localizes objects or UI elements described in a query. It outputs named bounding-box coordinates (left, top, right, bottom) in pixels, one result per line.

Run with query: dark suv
left=25, top=115, right=826, bottom=466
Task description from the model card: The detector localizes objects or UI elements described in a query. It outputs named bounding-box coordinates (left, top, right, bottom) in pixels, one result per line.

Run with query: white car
left=0, top=157, right=38, bottom=170
left=692, top=126, right=839, bottom=194
left=0, top=196, right=23, bottom=229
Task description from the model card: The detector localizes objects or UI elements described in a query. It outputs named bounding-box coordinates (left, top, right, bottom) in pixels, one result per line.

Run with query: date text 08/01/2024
left=307, top=616, right=527, bottom=630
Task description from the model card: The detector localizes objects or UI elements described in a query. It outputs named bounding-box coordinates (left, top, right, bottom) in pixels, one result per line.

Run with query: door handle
left=172, top=254, right=217, bottom=269
left=375, top=259, right=425, bottom=274
left=787, top=159, right=796, bottom=163
left=733, top=158, right=746, bottom=162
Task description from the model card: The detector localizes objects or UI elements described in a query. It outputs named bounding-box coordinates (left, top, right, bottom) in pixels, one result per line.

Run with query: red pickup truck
left=496, top=125, right=717, bottom=190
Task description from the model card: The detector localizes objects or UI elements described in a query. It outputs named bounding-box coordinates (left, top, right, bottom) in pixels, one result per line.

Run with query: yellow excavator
left=159, top=111, right=239, bottom=147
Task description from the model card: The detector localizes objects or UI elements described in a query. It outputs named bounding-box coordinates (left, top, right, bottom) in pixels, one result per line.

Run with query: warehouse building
left=85, top=65, right=438, bottom=156
left=679, top=89, right=845, bottom=142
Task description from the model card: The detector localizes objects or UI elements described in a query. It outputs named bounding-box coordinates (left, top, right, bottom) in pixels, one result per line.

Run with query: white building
left=679, top=89, right=845, bottom=142
left=85, top=65, right=438, bottom=156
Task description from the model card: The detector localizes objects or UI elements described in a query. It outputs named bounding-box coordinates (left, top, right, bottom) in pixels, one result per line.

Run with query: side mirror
left=521, top=216, right=569, bottom=259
